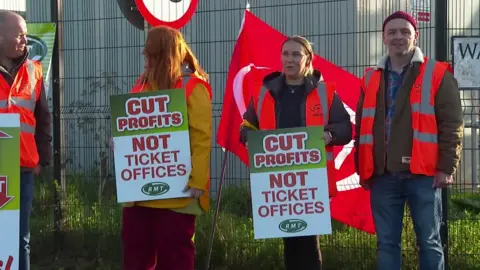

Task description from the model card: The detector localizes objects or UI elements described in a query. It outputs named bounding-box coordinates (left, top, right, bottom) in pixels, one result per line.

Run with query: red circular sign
left=135, top=0, right=199, bottom=29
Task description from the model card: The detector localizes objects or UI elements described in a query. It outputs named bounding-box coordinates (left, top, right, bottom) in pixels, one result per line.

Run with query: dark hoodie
left=0, top=50, right=52, bottom=170
left=240, top=70, right=352, bottom=146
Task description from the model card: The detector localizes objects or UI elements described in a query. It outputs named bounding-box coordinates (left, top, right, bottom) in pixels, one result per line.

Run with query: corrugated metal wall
left=0, top=0, right=26, bottom=12
left=25, top=0, right=478, bottom=191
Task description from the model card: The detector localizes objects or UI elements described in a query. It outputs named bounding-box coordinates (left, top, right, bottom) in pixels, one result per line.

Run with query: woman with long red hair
left=120, top=25, right=212, bottom=270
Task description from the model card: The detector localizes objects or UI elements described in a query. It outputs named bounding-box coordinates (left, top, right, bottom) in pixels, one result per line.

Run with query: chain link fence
left=15, top=0, right=480, bottom=269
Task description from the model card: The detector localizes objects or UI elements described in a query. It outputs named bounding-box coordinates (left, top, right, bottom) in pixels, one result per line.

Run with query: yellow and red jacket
left=0, top=59, right=43, bottom=168
left=251, top=82, right=338, bottom=197
left=358, top=57, right=450, bottom=180
left=125, top=73, right=213, bottom=212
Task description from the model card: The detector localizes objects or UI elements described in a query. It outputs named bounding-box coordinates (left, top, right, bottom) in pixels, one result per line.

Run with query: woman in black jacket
left=239, top=35, right=352, bottom=270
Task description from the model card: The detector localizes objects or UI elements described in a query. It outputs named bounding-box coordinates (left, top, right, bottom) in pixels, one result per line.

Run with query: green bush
left=218, top=182, right=252, bottom=218
left=450, top=192, right=480, bottom=215
left=30, top=175, right=480, bottom=270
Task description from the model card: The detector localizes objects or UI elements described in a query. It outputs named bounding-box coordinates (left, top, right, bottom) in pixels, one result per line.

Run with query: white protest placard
left=110, top=90, right=191, bottom=203
left=247, top=126, right=332, bottom=239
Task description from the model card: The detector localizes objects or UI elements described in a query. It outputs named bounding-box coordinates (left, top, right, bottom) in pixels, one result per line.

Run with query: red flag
left=217, top=10, right=375, bottom=234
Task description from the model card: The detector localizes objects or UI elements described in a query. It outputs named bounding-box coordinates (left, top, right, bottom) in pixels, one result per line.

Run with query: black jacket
left=240, top=70, right=352, bottom=146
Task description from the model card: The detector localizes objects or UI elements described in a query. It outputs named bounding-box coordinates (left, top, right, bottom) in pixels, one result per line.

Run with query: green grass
left=29, top=172, right=480, bottom=270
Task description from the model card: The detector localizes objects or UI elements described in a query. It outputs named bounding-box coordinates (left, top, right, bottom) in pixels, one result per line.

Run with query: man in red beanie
left=354, top=10, right=463, bottom=270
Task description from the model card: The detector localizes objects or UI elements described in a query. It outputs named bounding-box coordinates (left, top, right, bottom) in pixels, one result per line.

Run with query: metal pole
left=472, top=106, right=479, bottom=188
left=51, top=0, right=64, bottom=250
left=476, top=90, right=480, bottom=189
left=205, top=150, right=229, bottom=270
left=435, top=0, right=449, bottom=266
left=471, top=85, right=479, bottom=188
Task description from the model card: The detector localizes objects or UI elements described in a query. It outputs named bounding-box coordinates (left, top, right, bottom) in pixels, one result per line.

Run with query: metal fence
left=21, top=0, right=480, bottom=269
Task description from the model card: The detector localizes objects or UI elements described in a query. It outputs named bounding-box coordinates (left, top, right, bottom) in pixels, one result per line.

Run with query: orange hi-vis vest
left=0, top=60, right=43, bottom=168
left=131, top=74, right=213, bottom=100
left=129, top=74, right=213, bottom=211
left=358, top=57, right=450, bottom=180
left=252, top=82, right=338, bottom=197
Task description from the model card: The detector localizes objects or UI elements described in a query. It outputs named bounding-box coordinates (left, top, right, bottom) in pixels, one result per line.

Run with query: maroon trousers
left=121, top=206, right=196, bottom=270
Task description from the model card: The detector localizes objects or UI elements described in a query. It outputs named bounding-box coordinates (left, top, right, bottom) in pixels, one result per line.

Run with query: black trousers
left=283, top=235, right=322, bottom=270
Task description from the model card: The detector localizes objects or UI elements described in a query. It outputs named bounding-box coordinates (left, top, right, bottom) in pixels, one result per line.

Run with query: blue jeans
left=370, top=173, right=444, bottom=270
left=19, top=171, right=34, bottom=270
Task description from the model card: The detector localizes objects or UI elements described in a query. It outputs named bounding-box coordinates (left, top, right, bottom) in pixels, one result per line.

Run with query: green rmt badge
left=278, top=219, right=308, bottom=233
left=141, top=182, right=170, bottom=196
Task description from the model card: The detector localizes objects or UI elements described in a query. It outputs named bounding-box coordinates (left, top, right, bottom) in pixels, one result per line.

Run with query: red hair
left=141, top=25, right=208, bottom=91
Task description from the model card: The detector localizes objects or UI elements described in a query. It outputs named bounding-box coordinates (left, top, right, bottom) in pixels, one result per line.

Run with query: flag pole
left=206, top=3, right=249, bottom=268
left=205, top=149, right=229, bottom=270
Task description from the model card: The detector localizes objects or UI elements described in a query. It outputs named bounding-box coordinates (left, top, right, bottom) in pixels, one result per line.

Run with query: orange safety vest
left=252, top=82, right=338, bottom=197
left=129, top=74, right=213, bottom=211
left=0, top=60, right=43, bottom=168
left=358, top=57, right=449, bottom=180
left=131, top=74, right=212, bottom=100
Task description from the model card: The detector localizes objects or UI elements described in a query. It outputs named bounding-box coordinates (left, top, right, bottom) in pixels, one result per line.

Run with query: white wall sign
left=452, top=36, right=480, bottom=89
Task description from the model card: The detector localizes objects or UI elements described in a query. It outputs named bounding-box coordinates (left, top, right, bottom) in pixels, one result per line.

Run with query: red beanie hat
left=382, top=11, right=418, bottom=31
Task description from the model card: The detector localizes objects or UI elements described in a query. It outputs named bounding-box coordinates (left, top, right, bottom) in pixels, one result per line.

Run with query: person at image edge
left=354, top=11, right=464, bottom=270
left=113, top=25, right=212, bottom=270
left=0, top=10, right=52, bottom=270
left=239, top=35, right=352, bottom=270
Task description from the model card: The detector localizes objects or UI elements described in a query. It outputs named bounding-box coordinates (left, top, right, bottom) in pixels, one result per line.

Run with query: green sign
left=0, top=113, right=20, bottom=269
left=110, top=90, right=189, bottom=137
left=27, top=23, right=57, bottom=97
left=248, top=126, right=327, bottom=173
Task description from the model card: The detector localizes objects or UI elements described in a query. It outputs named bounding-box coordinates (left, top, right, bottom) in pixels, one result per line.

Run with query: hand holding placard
left=247, top=126, right=332, bottom=239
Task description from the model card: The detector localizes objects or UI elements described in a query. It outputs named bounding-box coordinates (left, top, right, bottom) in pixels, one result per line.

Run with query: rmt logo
left=278, top=219, right=307, bottom=233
